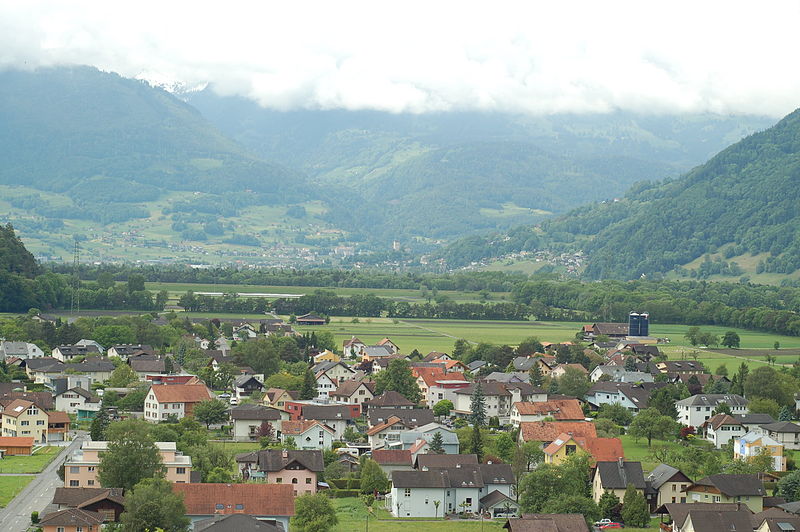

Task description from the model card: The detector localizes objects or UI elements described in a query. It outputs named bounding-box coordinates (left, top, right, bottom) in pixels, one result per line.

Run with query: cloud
left=1, top=1, right=799, bottom=116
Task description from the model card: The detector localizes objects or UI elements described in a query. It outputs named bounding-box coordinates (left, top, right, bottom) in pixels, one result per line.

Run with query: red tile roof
left=584, top=437, right=625, bottom=462
left=514, top=399, right=584, bottom=421
left=150, top=384, right=214, bottom=404
left=47, top=411, right=71, bottom=424
left=1, top=399, right=35, bottom=418
left=281, top=420, right=333, bottom=436
left=366, top=415, right=403, bottom=436
left=519, top=421, right=597, bottom=443
left=372, top=449, right=412, bottom=466
left=0, top=437, right=34, bottom=448
left=172, top=483, right=295, bottom=517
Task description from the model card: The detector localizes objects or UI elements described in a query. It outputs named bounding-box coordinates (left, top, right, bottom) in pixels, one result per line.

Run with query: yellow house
left=734, top=432, right=785, bottom=471
left=263, top=388, right=298, bottom=412
left=1, top=399, right=49, bottom=444
left=544, top=433, right=624, bottom=466
left=313, top=350, right=341, bottom=363
left=684, top=474, right=765, bottom=512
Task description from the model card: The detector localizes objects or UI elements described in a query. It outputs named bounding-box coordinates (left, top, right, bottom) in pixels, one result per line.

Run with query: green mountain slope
left=441, top=108, right=800, bottom=280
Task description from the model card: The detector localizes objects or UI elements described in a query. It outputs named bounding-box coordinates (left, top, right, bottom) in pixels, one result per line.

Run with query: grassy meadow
left=0, top=476, right=34, bottom=507
left=0, top=446, right=62, bottom=474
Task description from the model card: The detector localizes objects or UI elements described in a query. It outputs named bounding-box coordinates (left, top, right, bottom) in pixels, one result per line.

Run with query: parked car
left=594, top=520, right=612, bottom=527
left=599, top=523, right=623, bottom=529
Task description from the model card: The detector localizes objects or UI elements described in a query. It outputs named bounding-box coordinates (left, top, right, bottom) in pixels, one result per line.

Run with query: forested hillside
left=441, top=108, right=800, bottom=280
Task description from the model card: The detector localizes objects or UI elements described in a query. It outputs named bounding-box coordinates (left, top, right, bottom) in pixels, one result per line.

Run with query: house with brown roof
left=236, top=449, right=324, bottom=495
left=549, top=364, right=589, bottom=379
left=582, top=322, right=629, bottom=340
left=754, top=508, right=800, bottom=532
left=645, top=464, right=692, bottom=511
left=453, top=382, right=544, bottom=422
left=365, top=391, right=416, bottom=410
left=543, top=433, right=623, bottom=465
left=0, top=436, right=34, bottom=455
left=1, top=399, right=50, bottom=443
left=143, top=383, right=214, bottom=422
left=51, top=487, right=125, bottom=522
left=376, top=338, right=399, bottom=354
left=368, top=407, right=435, bottom=429
left=372, top=449, right=414, bottom=478
left=700, top=413, right=747, bottom=448
left=518, top=421, right=597, bottom=446
left=510, top=399, right=584, bottom=426
left=503, top=514, right=589, bottom=532
left=684, top=473, right=766, bottom=512
left=230, top=403, right=286, bottom=442
left=296, top=313, right=326, bottom=325
left=343, top=336, right=367, bottom=358
left=48, top=410, right=72, bottom=442
left=39, top=508, right=105, bottom=532
left=263, top=388, right=299, bottom=411
left=280, top=420, right=335, bottom=450
left=194, top=514, right=285, bottom=532
left=330, top=380, right=375, bottom=409
left=173, top=483, right=295, bottom=531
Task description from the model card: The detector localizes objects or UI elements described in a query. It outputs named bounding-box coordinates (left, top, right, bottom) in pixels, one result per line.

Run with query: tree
left=597, top=403, right=634, bottom=426
left=775, top=341, right=781, bottom=350
left=731, top=362, right=749, bottom=396
left=205, top=466, right=234, bottom=483
left=684, top=327, right=700, bottom=346
left=529, top=364, right=543, bottom=386
left=745, top=366, right=797, bottom=406
left=127, top=273, right=146, bottom=294
left=495, top=433, right=515, bottom=462
left=469, top=383, right=486, bottom=427
left=107, top=364, right=138, bottom=387
left=621, top=483, right=649, bottom=528
left=374, top=359, right=422, bottom=404
left=99, top=419, right=164, bottom=491
left=624, top=356, right=637, bottom=371
left=360, top=458, right=388, bottom=495
left=649, top=388, right=678, bottom=419
left=301, top=368, right=317, bottom=400
left=778, top=470, right=800, bottom=501
left=721, top=331, right=741, bottom=348
left=748, top=397, right=780, bottom=419
left=780, top=405, right=793, bottom=421
left=541, top=495, right=599, bottom=526
left=518, top=455, right=591, bottom=513
left=557, top=367, right=590, bottom=398
left=193, top=399, right=229, bottom=429
left=598, top=490, right=621, bottom=521
left=712, top=402, right=732, bottom=416
left=468, top=423, right=484, bottom=462
left=291, top=493, right=338, bottom=532
left=433, top=399, right=453, bottom=418
left=453, top=339, right=471, bottom=361
left=119, top=477, right=189, bottom=532
left=428, top=432, right=445, bottom=454
left=90, top=407, right=111, bottom=441
left=715, top=364, right=729, bottom=376
left=257, top=421, right=275, bottom=440
left=628, top=408, right=678, bottom=447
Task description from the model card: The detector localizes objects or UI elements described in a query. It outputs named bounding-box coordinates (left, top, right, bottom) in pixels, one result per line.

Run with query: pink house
left=235, top=449, right=324, bottom=495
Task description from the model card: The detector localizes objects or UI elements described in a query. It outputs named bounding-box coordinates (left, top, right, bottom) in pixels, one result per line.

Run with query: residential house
left=680, top=507, right=757, bottom=532
left=645, top=464, right=692, bottom=511
left=55, top=387, right=101, bottom=419
left=483, top=372, right=530, bottom=384
left=74, top=340, right=105, bottom=354
left=296, top=313, right=326, bottom=325
left=754, top=509, right=800, bottom=532
left=343, top=337, right=367, bottom=358
left=655, top=503, right=750, bottom=532
left=0, top=390, right=54, bottom=411
left=230, top=403, right=286, bottom=442
left=330, top=380, right=375, bottom=409
left=313, top=360, right=356, bottom=383
left=0, top=436, right=33, bottom=455
left=397, top=423, right=460, bottom=454
left=263, top=388, right=299, bottom=412
left=387, top=463, right=514, bottom=517
left=759, top=421, right=800, bottom=451
left=376, top=338, right=399, bottom=354
left=72, top=358, right=115, bottom=383
left=368, top=415, right=417, bottom=450
left=173, top=483, right=295, bottom=531
left=415, top=453, right=479, bottom=470
left=543, top=433, right=624, bottom=465
left=466, top=360, right=487, bottom=373
left=549, top=364, right=589, bottom=379
left=313, top=349, right=340, bottom=363
left=425, top=377, right=471, bottom=408
left=0, top=341, right=45, bottom=359
left=510, top=399, right=583, bottom=427
left=48, top=375, right=91, bottom=396
left=365, top=391, right=416, bottom=411
left=589, top=365, right=655, bottom=383
left=700, top=414, right=747, bottom=448
left=584, top=381, right=665, bottom=414
left=233, top=375, right=264, bottom=402
left=518, top=421, right=597, bottom=446
left=503, top=514, right=588, bottom=531
left=291, top=404, right=356, bottom=439
left=736, top=413, right=777, bottom=433
left=129, top=357, right=168, bottom=379
left=735, top=432, right=785, bottom=471
left=423, top=352, right=450, bottom=362
left=143, top=383, right=215, bottom=422
left=684, top=473, right=766, bottom=512
left=676, top=394, right=749, bottom=428
left=592, top=460, right=647, bottom=503
left=24, top=358, right=67, bottom=383
left=373, top=449, right=414, bottom=479
left=314, top=372, right=338, bottom=400
left=453, top=382, right=544, bottom=422
left=64, top=441, right=191, bottom=487
left=1, top=399, right=49, bottom=443
left=106, top=344, right=154, bottom=360
left=52, top=345, right=101, bottom=362
left=38, top=509, right=104, bottom=532
left=194, top=514, right=285, bottom=532
left=368, top=408, right=435, bottom=429
left=281, top=420, right=335, bottom=450
left=51, top=487, right=126, bottom=522
left=236, top=449, right=324, bottom=495
left=48, top=411, right=71, bottom=442
left=479, top=489, right=520, bottom=519
left=655, top=361, right=706, bottom=375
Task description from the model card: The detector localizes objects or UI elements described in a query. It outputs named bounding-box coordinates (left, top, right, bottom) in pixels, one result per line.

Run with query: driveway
left=0, top=432, right=86, bottom=532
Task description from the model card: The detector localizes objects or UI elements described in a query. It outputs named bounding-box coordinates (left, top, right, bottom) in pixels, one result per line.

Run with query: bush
left=31, top=511, right=39, bottom=524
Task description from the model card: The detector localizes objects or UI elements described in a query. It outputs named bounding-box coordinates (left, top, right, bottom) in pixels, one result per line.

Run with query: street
left=0, top=433, right=86, bottom=532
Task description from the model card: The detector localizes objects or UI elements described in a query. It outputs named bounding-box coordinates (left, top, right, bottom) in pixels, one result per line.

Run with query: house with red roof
left=143, top=383, right=214, bottom=422
left=173, top=483, right=295, bottom=531
left=543, top=432, right=624, bottom=465
left=518, top=420, right=597, bottom=446
left=510, top=399, right=584, bottom=427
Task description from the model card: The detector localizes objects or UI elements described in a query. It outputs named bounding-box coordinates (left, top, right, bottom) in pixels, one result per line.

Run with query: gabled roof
left=690, top=474, right=765, bottom=497
left=591, top=323, right=629, bottom=335
left=149, top=383, right=214, bottom=403
left=735, top=413, right=776, bottom=425
left=52, top=487, right=125, bottom=507
left=504, top=513, right=590, bottom=532
left=59, top=387, right=100, bottom=402
left=372, top=449, right=412, bottom=466
left=594, top=460, right=646, bottom=490
left=647, top=464, right=690, bottom=490
left=392, top=469, right=450, bottom=488
left=519, top=421, right=597, bottom=443
left=195, top=513, right=283, bottom=532
left=234, top=375, right=264, bottom=388
left=366, top=416, right=404, bottom=436
left=415, top=453, right=478, bottom=470
left=368, top=408, right=434, bottom=428
left=48, top=411, right=71, bottom=424
left=0, top=436, right=34, bottom=447
left=237, top=449, right=324, bottom=472
left=332, top=380, right=375, bottom=398
left=131, top=359, right=166, bottom=373
left=366, top=391, right=415, bottom=407
left=701, top=413, right=743, bottom=430
left=676, top=394, right=748, bottom=407
left=172, top=483, right=295, bottom=517
left=513, top=399, right=583, bottom=421
left=683, top=508, right=757, bottom=532
left=38, top=508, right=104, bottom=527
left=281, top=420, right=334, bottom=436
left=761, top=421, right=800, bottom=434
left=343, top=336, right=365, bottom=347
left=655, top=503, right=744, bottom=528
left=480, top=489, right=518, bottom=509
left=1, top=399, right=35, bottom=418
left=230, top=404, right=282, bottom=421
left=301, top=405, right=354, bottom=421
left=453, top=381, right=541, bottom=397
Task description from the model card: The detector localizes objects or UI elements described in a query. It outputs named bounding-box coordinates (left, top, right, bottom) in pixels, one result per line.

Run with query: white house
left=758, top=421, right=800, bottom=451
left=589, top=365, right=655, bottom=383
left=330, top=380, right=375, bottom=408
left=281, top=420, right=335, bottom=450
left=315, top=373, right=337, bottom=400
left=313, top=361, right=356, bottom=383
left=229, top=403, right=286, bottom=442
left=387, top=463, right=514, bottom=517
left=0, top=341, right=45, bottom=360
left=143, top=384, right=215, bottom=422
left=676, top=394, right=748, bottom=428
left=584, top=382, right=663, bottom=414
left=54, top=388, right=101, bottom=416
left=700, top=414, right=747, bottom=448
left=452, top=382, right=543, bottom=423
left=106, top=344, right=153, bottom=360
left=52, top=345, right=101, bottom=362
left=343, top=337, right=367, bottom=358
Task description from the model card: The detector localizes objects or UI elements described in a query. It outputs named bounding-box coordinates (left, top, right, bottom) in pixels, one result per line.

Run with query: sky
left=1, top=1, right=799, bottom=117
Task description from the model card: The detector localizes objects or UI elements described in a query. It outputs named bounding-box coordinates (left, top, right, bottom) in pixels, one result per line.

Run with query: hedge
left=328, top=489, right=361, bottom=498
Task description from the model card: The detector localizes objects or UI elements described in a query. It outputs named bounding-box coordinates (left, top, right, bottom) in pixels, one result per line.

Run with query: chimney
left=282, top=449, right=288, bottom=459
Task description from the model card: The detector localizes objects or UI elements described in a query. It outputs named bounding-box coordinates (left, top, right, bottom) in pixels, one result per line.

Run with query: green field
left=0, top=476, right=34, bottom=507
left=0, top=446, right=62, bottom=474
left=331, top=498, right=504, bottom=531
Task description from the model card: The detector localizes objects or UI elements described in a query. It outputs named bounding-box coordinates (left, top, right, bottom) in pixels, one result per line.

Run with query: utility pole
left=70, top=239, right=80, bottom=315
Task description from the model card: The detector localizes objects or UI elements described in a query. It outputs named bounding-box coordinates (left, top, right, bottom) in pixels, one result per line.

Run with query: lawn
left=0, top=446, right=62, bottom=474
left=209, top=441, right=262, bottom=454
left=618, top=434, right=683, bottom=474
left=331, top=497, right=504, bottom=531
left=0, top=476, right=34, bottom=507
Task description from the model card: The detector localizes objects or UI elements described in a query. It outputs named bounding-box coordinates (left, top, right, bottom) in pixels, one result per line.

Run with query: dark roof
left=735, top=413, right=776, bottom=425
left=392, top=469, right=450, bottom=488
left=682, top=508, right=756, bottom=532
left=396, top=464, right=513, bottom=489
left=62, top=387, right=99, bottom=402
left=480, top=489, right=518, bottom=508
left=54, top=345, right=101, bottom=355
left=504, top=514, right=590, bottom=532
left=647, top=464, right=690, bottom=490
left=368, top=408, right=434, bottom=428
left=301, top=405, right=354, bottom=421
left=764, top=497, right=788, bottom=508
left=595, top=461, right=646, bottom=490
left=238, top=450, right=324, bottom=472
left=586, top=381, right=666, bottom=409
left=592, top=323, right=629, bottom=335
left=366, top=391, right=415, bottom=407
left=52, top=487, right=125, bottom=507
left=415, top=454, right=478, bottom=470
left=110, top=344, right=154, bottom=355
left=230, top=404, right=282, bottom=421
left=130, top=359, right=166, bottom=373
left=234, top=375, right=264, bottom=388
left=24, top=357, right=65, bottom=370
left=195, top=514, right=283, bottom=532
left=453, top=381, right=539, bottom=397
left=38, top=508, right=104, bottom=527
left=676, top=394, right=748, bottom=407
left=692, top=474, right=765, bottom=497
left=762, top=421, right=800, bottom=433
left=779, top=502, right=800, bottom=515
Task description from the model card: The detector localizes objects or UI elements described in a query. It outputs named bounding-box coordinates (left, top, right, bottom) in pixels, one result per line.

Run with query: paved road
left=0, top=433, right=86, bottom=532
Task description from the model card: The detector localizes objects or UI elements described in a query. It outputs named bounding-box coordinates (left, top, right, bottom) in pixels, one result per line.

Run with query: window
left=177, top=467, right=186, bottom=474
left=70, top=466, right=80, bottom=474
left=57, top=528, right=65, bottom=532
left=292, top=478, right=298, bottom=484
left=566, top=445, right=577, bottom=455
left=88, top=480, right=94, bottom=486
left=306, top=478, right=312, bottom=484
left=37, top=420, right=45, bottom=425
left=20, top=421, right=29, bottom=426
left=235, top=504, right=244, bottom=510
left=672, top=484, right=676, bottom=491
left=88, top=467, right=95, bottom=472
left=276, top=478, right=282, bottom=483
left=404, top=488, right=411, bottom=497
left=69, top=480, right=79, bottom=487
left=466, top=498, right=472, bottom=504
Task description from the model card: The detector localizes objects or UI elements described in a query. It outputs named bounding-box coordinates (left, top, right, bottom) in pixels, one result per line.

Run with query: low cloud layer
left=2, top=1, right=799, bottom=116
